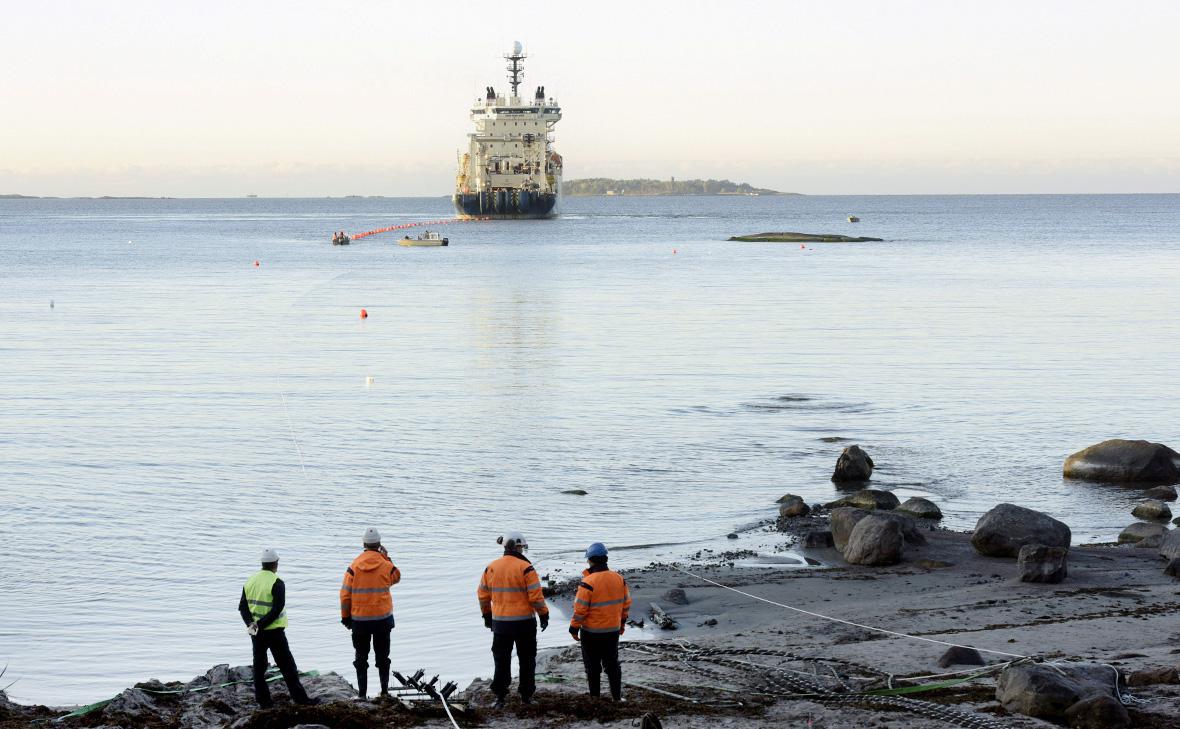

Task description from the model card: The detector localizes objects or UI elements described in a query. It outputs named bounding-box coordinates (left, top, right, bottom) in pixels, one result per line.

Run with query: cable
left=437, top=692, right=462, bottom=729
left=277, top=383, right=309, bottom=481
left=671, top=566, right=1028, bottom=660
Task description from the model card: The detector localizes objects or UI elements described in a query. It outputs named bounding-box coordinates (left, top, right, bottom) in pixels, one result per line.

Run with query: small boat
left=399, top=231, right=449, bottom=247
left=847, top=215, right=860, bottom=223
left=332, top=233, right=351, bottom=245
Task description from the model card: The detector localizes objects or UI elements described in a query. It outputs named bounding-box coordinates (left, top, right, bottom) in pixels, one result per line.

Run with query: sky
left=2, top=0, right=1178, bottom=196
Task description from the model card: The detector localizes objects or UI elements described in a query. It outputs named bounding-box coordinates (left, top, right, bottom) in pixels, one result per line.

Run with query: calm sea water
left=2, top=194, right=1179, bottom=704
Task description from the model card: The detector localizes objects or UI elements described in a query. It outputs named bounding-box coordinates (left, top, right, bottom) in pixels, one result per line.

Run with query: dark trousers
left=580, top=631, right=622, bottom=699
left=250, top=628, right=310, bottom=707
left=490, top=629, right=537, bottom=700
left=352, top=619, right=393, bottom=695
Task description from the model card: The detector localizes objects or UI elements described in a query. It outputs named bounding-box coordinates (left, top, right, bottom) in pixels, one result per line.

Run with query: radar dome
left=512, top=41, right=523, bottom=55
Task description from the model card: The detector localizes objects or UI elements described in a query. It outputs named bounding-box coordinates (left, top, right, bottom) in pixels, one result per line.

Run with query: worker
left=238, top=548, right=319, bottom=708
left=569, top=542, right=631, bottom=701
left=340, top=527, right=401, bottom=700
left=477, top=530, right=549, bottom=708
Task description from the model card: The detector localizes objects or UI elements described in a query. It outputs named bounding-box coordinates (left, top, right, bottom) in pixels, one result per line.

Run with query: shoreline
left=7, top=503, right=1180, bottom=728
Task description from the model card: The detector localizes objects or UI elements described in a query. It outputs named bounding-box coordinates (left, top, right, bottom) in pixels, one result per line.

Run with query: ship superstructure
left=454, top=43, right=562, bottom=219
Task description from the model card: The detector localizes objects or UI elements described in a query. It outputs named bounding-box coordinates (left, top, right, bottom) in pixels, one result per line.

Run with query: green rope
left=863, top=668, right=998, bottom=696
left=54, top=669, right=321, bottom=720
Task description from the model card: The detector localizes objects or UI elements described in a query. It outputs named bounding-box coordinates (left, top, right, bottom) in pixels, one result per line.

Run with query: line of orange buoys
left=350, top=216, right=492, bottom=241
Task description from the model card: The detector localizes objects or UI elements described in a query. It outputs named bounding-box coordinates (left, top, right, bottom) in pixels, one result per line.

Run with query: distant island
left=562, top=178, right=794, bottom=196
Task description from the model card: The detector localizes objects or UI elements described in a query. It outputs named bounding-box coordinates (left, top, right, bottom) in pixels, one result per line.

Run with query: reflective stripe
left=574, top=598, right=591, bottom=607
left=493, top=614, right=537, bottom=621
left=353, top=611, right=393, bottom=621
left=593, top=597, right=628, bottom=607
left=482, top=585, right=528, bottom=593
left=341, top=586, right=389, bottom=594
left=582, top=626, right=621, bottom=634
left=247, top=599, right=273, bottom=607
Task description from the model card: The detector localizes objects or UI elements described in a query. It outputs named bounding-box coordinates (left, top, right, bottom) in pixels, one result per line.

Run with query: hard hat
left=260, top=547, right=279, bottom=563
left=363, top=527, right=381, bottom=544
left=497, top=530, right=528, bottom=551
left=585, top=542, right=608, bottom=559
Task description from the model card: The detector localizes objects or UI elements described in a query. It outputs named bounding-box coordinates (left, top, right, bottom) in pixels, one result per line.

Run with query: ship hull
left=453, top=191, right=557, bottom=220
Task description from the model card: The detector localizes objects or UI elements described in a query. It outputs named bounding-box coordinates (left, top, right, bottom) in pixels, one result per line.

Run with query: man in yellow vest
left=476, top=530, right=549, bottom=708
left=238, top=548, right=319, bottom=708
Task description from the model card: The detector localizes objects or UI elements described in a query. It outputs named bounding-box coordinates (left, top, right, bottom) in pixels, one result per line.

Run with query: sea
left=1, top=193, right=1178, bottom=705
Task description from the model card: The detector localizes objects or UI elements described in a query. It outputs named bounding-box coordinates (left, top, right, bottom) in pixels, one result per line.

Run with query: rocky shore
left=6, top=441, right=1180, bottom=728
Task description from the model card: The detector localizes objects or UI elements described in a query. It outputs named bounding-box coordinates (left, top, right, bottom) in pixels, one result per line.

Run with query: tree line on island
left=562, top=178, right=793, bottom=196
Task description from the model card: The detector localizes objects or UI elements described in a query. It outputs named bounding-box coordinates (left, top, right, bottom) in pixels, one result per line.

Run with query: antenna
left=504, top=41, right=526, bottom=97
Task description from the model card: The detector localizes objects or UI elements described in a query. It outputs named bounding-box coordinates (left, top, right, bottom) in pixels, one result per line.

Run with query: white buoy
left=365, top=376, right=375, bottom=387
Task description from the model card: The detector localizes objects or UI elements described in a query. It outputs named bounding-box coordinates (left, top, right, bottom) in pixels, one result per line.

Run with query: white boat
left=399, top=231, right=449, bottom=247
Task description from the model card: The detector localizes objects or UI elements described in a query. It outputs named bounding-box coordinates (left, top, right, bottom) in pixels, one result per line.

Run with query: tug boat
left=399, top=231, right=449, bottom=247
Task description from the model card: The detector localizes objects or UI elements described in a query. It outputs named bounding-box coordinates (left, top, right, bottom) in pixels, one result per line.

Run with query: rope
left=671, top=566, right=1028, bottom=659
left=277, top=384, right=309, bottom=481
left=438, top=692, right=463, bottom=729
left=351, top=217, right=490, bottom=241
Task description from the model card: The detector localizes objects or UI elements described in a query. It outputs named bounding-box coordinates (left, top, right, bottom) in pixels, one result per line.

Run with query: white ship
left=453, top=42, right=563, bottom=219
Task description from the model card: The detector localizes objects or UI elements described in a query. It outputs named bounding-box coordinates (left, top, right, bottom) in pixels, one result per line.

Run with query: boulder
left=1118, top=522, right=1167, bottom=544
left=1063, top=694, right=1131, bottom=728
left=801, top=529, right=835, bottom=548
left=1160, top=530, right=1180, bottom=561
left=895, top=497, right=943, bottom=519
left=662, top=588, right=689, bottom=605
left=830, top=506, right=925, bottom=551
left=1132, top=499, right=1172, bottom=521
left=1164, top=559, right=1180, bottom=578
left=1018, top=543, right=1068, bottom=583
left=827, top=489, right=899, bottom=511
left=1145, top=485, right=1177, bottom=502
left=778, top=496, right=810, bottom=518
left=996, top=663, right=1121, bottom=722
left=971, top=503, right=1071, bottom=558
left=937, top=646, right=985, bottom=668
left=842, top=514, right=903, bottom=566
left=830, top=507, right=871, bottom=551
left=831, top=444, right=874, bottom=482
left=1136, top=534, right=1164, bottom=549
left=1063, top=439, right=1180, bottom=484
left=1126, top=666, right=1178, bottom=686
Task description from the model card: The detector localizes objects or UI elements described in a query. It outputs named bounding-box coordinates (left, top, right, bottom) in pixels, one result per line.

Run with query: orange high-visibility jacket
left=570, top=566, right=631, bottom=633
left=340, top=549, right=401, bottom=622
left=477, top=552, right=549, bottom=622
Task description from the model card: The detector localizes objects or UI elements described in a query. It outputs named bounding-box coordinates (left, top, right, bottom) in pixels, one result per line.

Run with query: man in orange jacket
left=340, top=527, right=401, bottom=699
left=569, top=542, right=630, bottom=701
left=477, top=530, right=549, bottom=708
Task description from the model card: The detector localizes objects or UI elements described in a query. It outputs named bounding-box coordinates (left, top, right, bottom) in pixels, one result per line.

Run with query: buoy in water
left=50, top=299, right=54, bottom=309
left=365, top=376, right=375, bottom=387
left=253, top=260, right=260, bottom=267
left=673, top=249, right=678, bottom=254
left=360, top=308, right=368, bottom=319
left=800, top=244, right=806, bottom=250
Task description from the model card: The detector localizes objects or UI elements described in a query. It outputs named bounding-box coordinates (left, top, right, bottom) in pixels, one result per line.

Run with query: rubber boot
left=378, top=665, right=390, bottom=696
left=354, top=661, right=368, bottom=700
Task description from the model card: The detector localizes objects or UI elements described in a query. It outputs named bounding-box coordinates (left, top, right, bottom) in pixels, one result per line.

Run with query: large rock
left=996, top=663, right=1121, bottom=722
left=1063, top=694, right=1131, bottom=728
left=1118, top=522, right=1167, bottom=544
left=842, top=514, right=903, bottom=566
left=831, top=444, right=874, bottom=482
left=895, top=496, right=942, bottom=519
left=937, top=646, right=985, bottom=668
left=1132, top=499, right=1172, bottom=521
left=801, top=530, right=834, bottom=548
left=972, top=503, right=1071, bottom=558
left=777, top=495, right=810, bottom=518
left=1159, top=529, right=1180, bottom=561
left=1064, top=439, right=1180, bottom=484
left=827, top=488, right=898, bottom=510
left=1018, top=543, right=1068, bottom=583
left=830, top=506, right=925, bottom=551
left=1145, top=485, right=1178, bottom=502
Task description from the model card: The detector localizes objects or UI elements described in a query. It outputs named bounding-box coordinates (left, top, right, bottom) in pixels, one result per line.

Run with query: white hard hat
left=498, top=530, right=528, bottom=551
left=260, top=547, right=279, bottom=563
left=363, top=527, right=381, bottom=545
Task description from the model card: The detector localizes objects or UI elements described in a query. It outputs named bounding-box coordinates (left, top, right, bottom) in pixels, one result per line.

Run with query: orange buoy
left=360, top=308, right=368, bottom=319
left=673, top=249, right=678, bottom=254
left=254, top=260, right=260, bottom=267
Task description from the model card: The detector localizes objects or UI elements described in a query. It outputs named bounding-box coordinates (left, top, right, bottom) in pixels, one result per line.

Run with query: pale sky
left=2, top=0, right=1178, bottom=196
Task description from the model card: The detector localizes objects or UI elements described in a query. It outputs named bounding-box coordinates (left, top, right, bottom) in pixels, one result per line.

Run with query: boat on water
left=399, top=231, right=449, bottom=247
left=453, top=42, right=562, bottom=220
left=847, top=215, right=860, bottom=223
left=332, top=231, right=351, bottom=245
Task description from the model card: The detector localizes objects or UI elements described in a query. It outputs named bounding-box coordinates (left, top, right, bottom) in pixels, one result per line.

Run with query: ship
left=453, top=42, right=563, bottom=219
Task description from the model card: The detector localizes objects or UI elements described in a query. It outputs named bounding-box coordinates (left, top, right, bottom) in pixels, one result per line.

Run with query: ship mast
left=504, top=41, right=525, bottom=98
